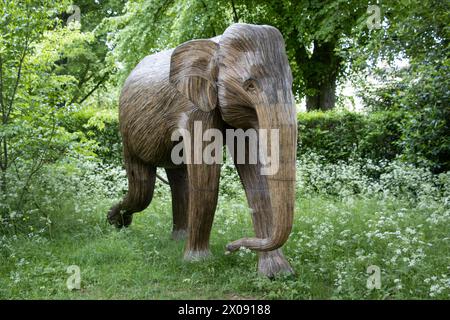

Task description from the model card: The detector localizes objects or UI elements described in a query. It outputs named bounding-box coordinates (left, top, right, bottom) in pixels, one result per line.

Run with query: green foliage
left=357, top=58, right=450, bottom=172
left=353, top=0, right=449, bottom=66
left=398, top=60, right=450, bottom=173
left=60, top=107, right=435, bottom=174
left=60, top=107, right=122, bottom=164
left=104, top=0, right=231, bottom=84
left=297, top=110, right=403, bottom=163
left=0, top=151, right=127, bottom=236
left=350, top=0, right=449, bottom=172
left=61, top=108, right=407, bottom=169
left=52, top=0, right=126, bottom=105
left=105, top=0, right=371, bottom=99
left=0, top=1, right=120, bottom=221
left=1, top=0, right=72, bottom=214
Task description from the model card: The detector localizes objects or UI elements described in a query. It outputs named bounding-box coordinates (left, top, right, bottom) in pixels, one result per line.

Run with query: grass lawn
left=0, top=193, right=449, bottom=299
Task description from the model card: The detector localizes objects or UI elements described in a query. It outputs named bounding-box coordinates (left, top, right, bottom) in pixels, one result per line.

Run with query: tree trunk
left=302, top=41, right=340, bottom=111
left=305, top=73, right=337, bottom=111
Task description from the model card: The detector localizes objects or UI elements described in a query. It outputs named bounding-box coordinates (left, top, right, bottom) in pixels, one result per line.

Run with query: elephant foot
left=107, top=206, right=133, bottom=228
left=258, top=249, right=294, bottom=278
left=171, top=229, right=187, bottom=241
left=183, top=249, right=211, bottom=262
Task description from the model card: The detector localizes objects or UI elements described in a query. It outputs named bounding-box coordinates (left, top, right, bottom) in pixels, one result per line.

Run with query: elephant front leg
left=184, top=162, right=220, bottom=261
left=251, top=208, right=294, bottom=278
left=234, top=161, right=294, bottom=278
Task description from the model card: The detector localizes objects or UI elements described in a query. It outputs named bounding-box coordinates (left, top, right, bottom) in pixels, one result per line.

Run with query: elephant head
left=169, top=23, right=297, bottom=253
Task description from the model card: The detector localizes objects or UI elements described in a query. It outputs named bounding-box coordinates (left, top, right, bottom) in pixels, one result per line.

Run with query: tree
left=231, top=0, right=372, bottom=111
left=105, top=0, right=231, bottom=84
left=106, top=0, right=372, bottom=111
left=0, top=0, right=99, bottom=217
left=54, top=0, right=127, bottom=107
left=1, top=0, right=61, bottom=194
left=354, top=0, right=450, bottom=172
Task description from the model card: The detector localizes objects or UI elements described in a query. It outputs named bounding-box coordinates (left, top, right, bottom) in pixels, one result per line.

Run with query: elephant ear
left=170, top=40, right=219, bottom=112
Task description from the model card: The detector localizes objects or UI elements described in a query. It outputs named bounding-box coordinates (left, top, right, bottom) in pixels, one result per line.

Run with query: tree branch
left=76, top=72, right=109, bottom=105
left=17, top=111, right=58, bottom=208
left=5, top=30, right=31, bottom=123
left=67, top=70, right=94, bottom=106
left=231, top=0, right=239, bottom=23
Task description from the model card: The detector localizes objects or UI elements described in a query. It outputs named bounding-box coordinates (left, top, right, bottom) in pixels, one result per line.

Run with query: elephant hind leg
left=108, top=154, right=156, bottom=228
left=166, top=167, right=189, bottom=240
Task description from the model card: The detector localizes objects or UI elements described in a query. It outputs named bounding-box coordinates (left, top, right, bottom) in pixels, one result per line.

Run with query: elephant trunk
left=226, top=100, right=297, bottom=252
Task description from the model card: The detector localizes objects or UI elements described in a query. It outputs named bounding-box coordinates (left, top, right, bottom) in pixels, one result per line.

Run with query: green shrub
left=358, top=57, right=450, bottom=173
left=359, top=111, right=404, bottom=161
left=60, top=107, right=122, bottom=164
left=297, top=110, right=403, bottom=163
left=62, top=107, right=446, bottom=174
left=398, top=60, right=450, bottom=173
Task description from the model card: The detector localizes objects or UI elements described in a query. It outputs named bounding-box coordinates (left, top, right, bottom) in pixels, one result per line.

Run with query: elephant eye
left=243, top=78, right=258, bottom=93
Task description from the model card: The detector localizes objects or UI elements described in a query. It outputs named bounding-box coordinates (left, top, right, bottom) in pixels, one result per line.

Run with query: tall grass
left=0, top=153, right=449, bottom=299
